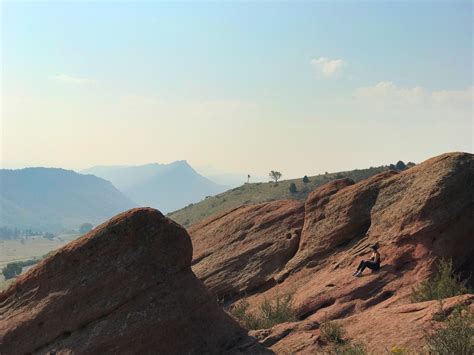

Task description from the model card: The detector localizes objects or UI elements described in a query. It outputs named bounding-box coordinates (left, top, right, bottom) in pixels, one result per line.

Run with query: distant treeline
left=0, top=227, right=58, bottom=241
left=0, top=222, right=93, bottom=241
left=0, top=226, right=45, bottom=240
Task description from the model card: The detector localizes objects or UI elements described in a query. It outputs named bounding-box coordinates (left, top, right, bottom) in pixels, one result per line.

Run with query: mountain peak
left=81, top=161, right=227, bottom=213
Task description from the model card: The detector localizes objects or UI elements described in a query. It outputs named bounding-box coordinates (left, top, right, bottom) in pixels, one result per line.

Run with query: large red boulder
left=0, top=208, right=267, bottom=354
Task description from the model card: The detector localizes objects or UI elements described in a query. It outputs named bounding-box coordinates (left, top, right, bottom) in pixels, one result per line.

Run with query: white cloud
left=431, top=86, right=474, bottom=105
left=355, top=82, right=473, bottom=108
left=355, top=81, right=425, bottom=105
left=311, top=57, right=345, bottom=76
left=50, top=74, right=95, bottom=84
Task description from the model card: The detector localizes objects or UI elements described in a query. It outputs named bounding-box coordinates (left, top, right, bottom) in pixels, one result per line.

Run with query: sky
left=1, top=1, right=473, bottom=179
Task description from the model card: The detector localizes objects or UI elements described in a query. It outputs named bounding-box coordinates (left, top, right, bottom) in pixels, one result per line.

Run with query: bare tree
left=269, top=170, right=282, bottom=182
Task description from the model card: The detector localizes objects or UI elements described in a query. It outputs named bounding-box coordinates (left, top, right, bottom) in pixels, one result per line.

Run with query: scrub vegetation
left=169, top=165, right=396, bottom=227
left=228, top=294, right=296, bottom=330
left=411, top=259, right=471, bottom=303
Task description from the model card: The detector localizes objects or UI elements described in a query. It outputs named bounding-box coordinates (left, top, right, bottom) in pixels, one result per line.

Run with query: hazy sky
left=1, top=1, right=473, bottom=178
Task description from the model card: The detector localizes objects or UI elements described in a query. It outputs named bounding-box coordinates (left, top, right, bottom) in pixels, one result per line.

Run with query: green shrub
left=319, top=322, right=367, bottom=354
left=229, top=299, right=249, bottom=319
left=2, top=263, right=22, bottom=279
left=289, top=183, right=297, bottom=194
left=411, top=259, right=471, bottom=302
left=259, top=294, right=296, bottom=327
left=320, top=321, right=346, bottom=344
left=396, top=161, right=406, bottom=171
left=432, top=300, right=449, bottom=322
left=228, top=294, right=296, bottom=330
left=2, top=257, right=41, bottom=279
left=426, top=307, right=474, bottom=355
left=228, top=299, right=260, bottom=330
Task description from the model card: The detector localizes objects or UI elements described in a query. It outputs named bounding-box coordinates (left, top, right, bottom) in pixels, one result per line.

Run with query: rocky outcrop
left=251, top=294, right=474, bottom=354
left=189, top=200, right=305, bottom=298
left=189, top=152, right=474, bottom=353
left=0, top=208, right=267, bottom=354
left=1, top=152, right=471, bottom=354
left=283, top=151, right=473, bottom=275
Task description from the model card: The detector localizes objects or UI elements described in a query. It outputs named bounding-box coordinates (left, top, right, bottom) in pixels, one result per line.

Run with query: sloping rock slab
left=189, top=200, right=305, bottom=299
left=0, top=208, right=268, bottom=355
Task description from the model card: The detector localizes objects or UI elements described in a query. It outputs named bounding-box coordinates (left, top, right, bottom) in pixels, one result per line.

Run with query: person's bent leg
left=359, top=261, right=367, bottom=273
left=353, top=260, right=365, bottom=276
left=365, top=261, right=379, bottom=271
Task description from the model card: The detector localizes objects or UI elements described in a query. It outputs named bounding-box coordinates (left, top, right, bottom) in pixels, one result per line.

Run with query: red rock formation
left=1, top=152, right=471, bottom=354
left=251, top=294, right=474, bottom=354
left=189, top=200, right=305, bottom=298
left=0, top=208, right=268, bottom=354
left=190, top=152, right=474, bottom=353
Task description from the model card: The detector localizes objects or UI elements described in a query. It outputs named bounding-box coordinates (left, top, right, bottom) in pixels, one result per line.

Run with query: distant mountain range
left=82, top=161, right=228, bottom=213
left=0, top=168, right=136, bottom=232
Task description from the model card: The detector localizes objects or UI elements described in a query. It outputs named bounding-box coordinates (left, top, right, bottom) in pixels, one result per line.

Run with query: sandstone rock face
left=251, top=294, right=474, bottom=354
left=0, top=208, right=267, bottom=355
left=284, top=151, right=473, bottom=275
left=282, top=175, right=389, bottom=273
left=189, top=152, right=474, bottom=353
left=189, top=200, right=304, bottom=298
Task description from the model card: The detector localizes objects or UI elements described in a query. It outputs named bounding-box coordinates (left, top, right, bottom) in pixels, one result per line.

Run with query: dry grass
left=320, top=321, right=346, bottom=344
left=228, top=294, right=296, bottom=330
left=319, top=322, right=368, bottom=355
left=168, top=166, right=387, bottom=227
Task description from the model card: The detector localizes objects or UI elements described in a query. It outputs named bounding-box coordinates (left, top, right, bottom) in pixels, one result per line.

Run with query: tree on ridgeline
left=303, top=176, right=309, bottom=183
left=269, top=171, right=282, bottom=183
left=396, top=160, right=407, bottom=171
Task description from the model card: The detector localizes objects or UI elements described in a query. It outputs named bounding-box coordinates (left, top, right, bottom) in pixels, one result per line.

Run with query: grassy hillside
left=168, top=166, right=389, bottom=228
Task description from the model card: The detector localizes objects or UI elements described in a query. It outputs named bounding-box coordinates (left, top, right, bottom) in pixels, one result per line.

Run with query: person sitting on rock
left=353, top=244, right=381, bottom=277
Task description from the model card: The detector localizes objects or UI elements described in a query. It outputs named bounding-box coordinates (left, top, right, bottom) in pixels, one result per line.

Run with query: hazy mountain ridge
left=0, top=168, right=136, bottom=232
left=82, top=161, right=228, bottom=213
